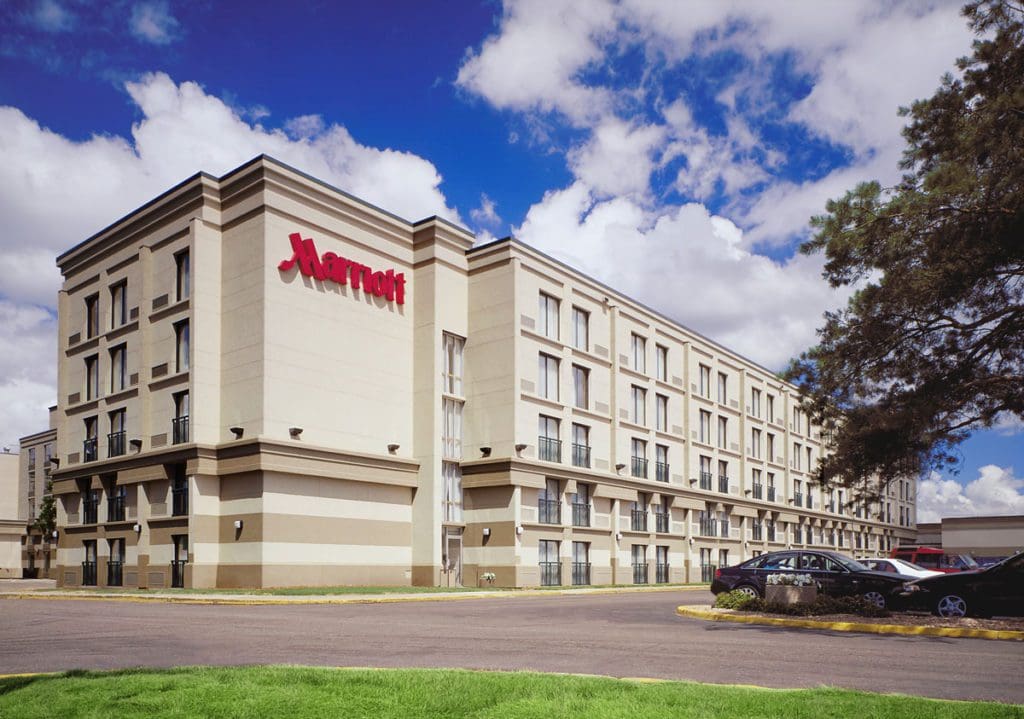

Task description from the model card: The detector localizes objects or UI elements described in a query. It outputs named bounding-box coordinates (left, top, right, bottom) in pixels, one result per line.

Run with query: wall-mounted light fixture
left=230, top=427, right=244, bottom=439
left=51, top=530, right=59, bottom=541
left=515, top=525, right=523, bottom=535
left=514, top=443, right=527, bottom=455
left=688, top=537, right=694, bottom=545
left=130, top=438, right=143, bottom=452
left=744, top=489, right=751, bottom=496
left=234, top=519, right=243, bottom=530
left=482, top=528, right=491, bottom=538
left=480, top=446, right=492, bottom=457
left=50, top=457, right=60, bottom=468
left=615, top=463, right=626, bottom=472
left=615, top=532, right=623, bottom=541
left=133, top=523, right=141, bottom=533
left=688, top=477, right=697, bottom=486
left=289, top=427, right=303, bottom=439
left=387, top=443, right=400, bottom=454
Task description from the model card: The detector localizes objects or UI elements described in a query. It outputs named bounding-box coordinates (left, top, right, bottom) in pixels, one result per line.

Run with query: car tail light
left=715, top=568, right=722, bottom=579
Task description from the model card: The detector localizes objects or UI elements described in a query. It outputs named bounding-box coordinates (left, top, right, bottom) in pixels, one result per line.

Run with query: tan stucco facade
left=47, top=155, right=915, bottom=589
left=917, top=516, right=1024, bottom=559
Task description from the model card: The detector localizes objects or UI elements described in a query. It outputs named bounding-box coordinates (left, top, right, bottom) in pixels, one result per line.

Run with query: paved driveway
left=1, top=591, right=1021, bottom=703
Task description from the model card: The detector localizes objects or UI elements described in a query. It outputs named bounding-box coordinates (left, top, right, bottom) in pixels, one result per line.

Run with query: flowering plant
left=481, top=572, right=496, bottom=583
left=766, top=572, right=814, bottom=587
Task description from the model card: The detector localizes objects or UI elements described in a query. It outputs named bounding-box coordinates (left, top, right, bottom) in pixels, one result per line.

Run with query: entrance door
left=443, top=528, right=463, bottom=587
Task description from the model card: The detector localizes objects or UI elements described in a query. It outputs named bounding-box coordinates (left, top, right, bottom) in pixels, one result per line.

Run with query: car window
left=820, top=556, right=845, bottom=573
left=798, top=553, right=824, bottom=571
left=832, top=554, right=868, bottom=571
left=762, top=554, right=796, bottom=570
left=914, top=554, right=940, bottom=568
left=900, top=560, right=929, bottom=572
left=872, top=561, right=896, bottom=573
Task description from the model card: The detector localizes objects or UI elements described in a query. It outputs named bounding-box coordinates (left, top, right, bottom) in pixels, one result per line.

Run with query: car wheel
left=863, top=590, right=886, bottom=609
left=935, top=594, right=968, bottom=618
left=735, top=584, right=760, bottom=599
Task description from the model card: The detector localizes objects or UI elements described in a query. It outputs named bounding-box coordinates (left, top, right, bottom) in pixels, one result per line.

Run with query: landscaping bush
left=740, top=594, right=891, bottom=618
left=713, top=589, right=758, bottom=610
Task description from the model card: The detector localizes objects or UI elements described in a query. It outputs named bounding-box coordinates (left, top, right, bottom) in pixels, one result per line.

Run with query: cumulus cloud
left=129, top=1, right=181, bottom=45
left=917, top=467, right=1024, bottom=523
left=470, top=193, right=502, bottom=230
left=25, top=0, right=74, bottom=32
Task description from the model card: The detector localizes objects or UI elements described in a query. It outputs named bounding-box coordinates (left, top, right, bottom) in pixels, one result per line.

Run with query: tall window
left=539, top=539, right=560, bottom=586
left=717, top=416, right=728, bottom=449
left=109, top=344, right=127, bottom=393
left=442, top=399, right=463, bottom=459
left=631, top=333, right=646, bottom=373
left=717, top=372, right=728, bottom=403
left=793, top=407, right=802, bottom=433
left=173, top=391, right=190, bottom=444
left=750, top=428, right=761, bottom=459
left=572, top=365, right=589, bottom=409
left=83, top=416, right=98, bottom=462
left=443, top=462, right=462, bottom=522
left=442, top=333, right=464, bottom=396
left=110, top=281, right=127, bottom=328
left=85, top=355, right=99, bottom=400
left=767, top=433, right=775, bottom=461
left=630, top=438, right=647, bottom=478
left=538, top=353, right=559, bottom=400
left=655, top=444, right=669, bottom=482
left=700, top=455, right=712, bottom=489
left=698, top=364, right=711, bottom=397
left=751, top=388, right=761, bottom=417
left=571, top=423, right=590, bottom=468
left=631, top=385, right=646, bottom=424
left=806, top=446, right=813, bottom=474
left=174, top=320, right=190, bottom=372
left=571, top=307, right=588, bottom=350
left=176, top=250, right=190, bottom=301
left=108, top=409, right=126, bottom=457
left=538, top=292, right=559, bottom=339
left=655, top=345, right=668, bottom=382
left=85, top=294, right=99, bottom=339
left=766, top=395, right=775, bottom=423
left=793, top=442, right=802, bottom=470
left=752, top=468, right=763, bottom=498
left=171, top=464, right=188, bottom=516
left=539, top=479, right=561, bottom=524
left=538, top=415, right=560, bottom=462
left=572, top=541, right=590, bottom=585
left=655, top=394, right=668, bottom=432
left=699, top=410, right=711, bottom=443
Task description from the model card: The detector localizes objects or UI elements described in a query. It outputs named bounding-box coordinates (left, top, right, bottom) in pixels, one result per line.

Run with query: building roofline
left=18, top=428, right=58, bottom=445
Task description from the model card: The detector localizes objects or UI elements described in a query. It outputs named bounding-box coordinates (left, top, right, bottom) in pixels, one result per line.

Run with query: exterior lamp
left=289, top=427, right=303, bottom=439
left=387, top=443, right=400, bottom=454
left=230, top=427, right=244, bottom=439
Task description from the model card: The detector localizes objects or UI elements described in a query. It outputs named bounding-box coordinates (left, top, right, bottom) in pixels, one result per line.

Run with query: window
left=538, top=292, right=559, bottom=339
left=751, top=388, right=761, bottom=417
left=175, top=250, right=190, bottom=301
left=83, top=416, right=98, bottom=462
left=442, top=462, right=462, bottom=522
left=109, top=281, right=128, bottom=329
left=631, top=385, right=646, bottom=425
left=539, top=479, right=561, bottom=524
left=631, top=438, right=647, bottom=478
left=655, top=345, right=668, bottom=382
left=717, top=416, right=728, bottom=449
left=632, top=544, right=648, bottom=584
left=750, top=428, right=761, bottom=458
left=109, top=344, right=127, bottom=393
left=571, top=423, right=590, bottom=468
left=85, top=355, right=99, bottom=400
left=631, top=493, right=648, bottom=531
left=85, top=294, right=99, bottom=339
left=766, top=395, right=775, bottom=423
left=571, top=307, right=588, bottom=350
left=699, top=410, right=711, bottom=444
left=718, top=460, right=729, bottom=493
left=572, top=541, right=590, bottom=585
left=442, top=398, right=463, bottom=459
left=538, top=353, right=559, bottom=400
left=571, top=483, right=590, bottom=527
left=174, top=320, right=190, bottom=372
left=442, top=332, right=464, bottom=396
left=752, top=468, right=763, bottom=499
left=539, top=540, right=560, bottom=586
left=700, top=455, right=712, bottom=488
left=793, top=407, right=802, bottom=433
left=172, top=535, right=188, bottom=588
left=767, top=472, right=776, bottom=501
left=698, top=364, right=711, bottom=397
left=630, top=333, right=646, bottom=373
left=717, top=372, right=728, bottom=404
left=173, top=391, right=190, bottom=444
left=171, top=464, right=188, bottom=516
left=572, top=365, right=589, bottom=409
left=538, top=415, right=561, bottom=462
left=108, top=409, right=126, bottom=457
left=767, top=433, right=775, bottom=462
left=655, top=444, right=669, bottom=482
left=655, top=394, right=668, bottom=432
left=806, top=446, right=813, bottom=474
left=793, top=442, right=802, bottom=470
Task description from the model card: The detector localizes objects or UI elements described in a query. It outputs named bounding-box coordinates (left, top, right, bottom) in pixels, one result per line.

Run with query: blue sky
left=0, top=0, right=1020, bottom=519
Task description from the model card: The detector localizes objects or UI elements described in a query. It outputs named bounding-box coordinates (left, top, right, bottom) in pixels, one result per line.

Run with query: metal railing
left=107, top=561, right=123, bottom=587
left=767, top=525, right=777, bottom=542
left=718, top=475, right=729, bottom=493
left=656, top=563, right=669, bottom=584
left=538, top=437, right=562, bottom=462
left=538, top=499, right=561, bottom=525
left=633, top=563, right=648, bottom=584
left=699, top=518, right=717, bottom=536
left=767, top=486, right=776, bottom=502
left=631, top=509, right=647, bottom=532
left=107, top=431, right=126, bottom=458
left=171, top=484, right=189, bottom=516
left=171, top=560, right=186, bottom=589
left=806, top=495, right=813, bottom=509
left=81, top=561, right=97, bottom=586
left=752, top=482, right=763, bottom=499
left=571, top=562, right=591, bottom=586
left=172, top=415, right=190, bottom=444
left=83, top=437, right=98, bottom=463
left=571, top=443, right=591, bottom=468
left=699, top=472, right=713, bottom=490
left=631, top=457, right=648, bottom=479
left=752, top=523, right=763, bottom=541
left=655, top=462, right=669, bottom=483
left=794, top=492, right=804, bottom=506
left=720, top=519, right=730, bottom=538
left=82, top=496, right=99, bottom=525
left=700, top=564, right=717, bottom=583
left=655, top=511, right=669, bottom=533
left=107, top=495, right=125, bottom=522
left=572, top=503, right=590, bottom=527
left=539, top=562, right=561, bottom=587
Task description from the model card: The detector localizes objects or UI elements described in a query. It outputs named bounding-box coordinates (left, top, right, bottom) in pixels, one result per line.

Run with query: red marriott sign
left=278, top=233, right=406, bottom=305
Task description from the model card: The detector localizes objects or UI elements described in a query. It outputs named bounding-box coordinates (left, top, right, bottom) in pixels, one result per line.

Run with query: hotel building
left=48, top=155, right=916, bottom=589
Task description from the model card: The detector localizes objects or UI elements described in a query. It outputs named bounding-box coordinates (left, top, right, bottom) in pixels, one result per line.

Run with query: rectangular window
left=538, top=353, right=559, bottom=400
left=699, top=364, right=711, bottom=397
left=752, top=468, right=763, bottom=499
left=631, top=333, right=646, bottom=373
left=175, top=250, right=190, bottom=302
left=571, top=423, right=590, bottom=468
left=572, top=541, right=590, bottom=585
left=174, top=320, right=190, bottom=372
left=750, top=428, right=761, bottom=459
left=539, top=539, right=560, bottom=586
left=793, top=442, right=802, bottom=470
left=632, top=544, right=648, bottom=583
left=699, top=410, right=711, bottom=444
left=767, top=433, right=775, bottom=461
left=571, top=483, right=590, bottom=527
left=717, top=416, right=728, bottom=449
left=572, top=365, right=589, bottom=409
left=539, top=478, right=561, bottom=524
left=655, top=345, right=668, bottom=382
left=108, top=408, right=126, bottom=458
left=85, top=355, right=99, bottom=400
left=700, top=455, right=712, bottom=489
left=109, top=344, right=127, bottom=393
left=766, top=395, right=775, bottom=423
left=85, top=294, right=99, bottom=339
left=717, top=372, right=728, bottom=404
left=793, top=407, right=802, bottom=433
left=442, top=332, right=464, bottom=396
left=631, top=385, right=646, bottom=425
left=806, top=446, right=813, bottom=473
left=171, top=464, right=188, bottom=516
left=631, top=438, right=647, bottom=478
left=442, top=461, right=462, bottom=522
left=751, top=388, right=761, bottom=417
left=538, top=415, right=561, bottom=462
left=538, top=292, right=559, bottom=339
left=173, top=391, right=190, bottom=444
left=110, top=281, right=127, bottom=329
left=655, top=394, right=668, bottom=432
left=718, top=460, right=729, bottom=493
left=655, top=444, right=669, bottom=483
left=571, top=307, right=588, bottom=350
left=83, top=416, right=98, bottom=462
left=442, top=398, right=463, bottom=459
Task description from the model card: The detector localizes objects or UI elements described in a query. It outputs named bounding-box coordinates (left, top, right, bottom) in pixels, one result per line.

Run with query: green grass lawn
left=0, top=667, right=1019, bottom=719
left=36, top=583, right=704, bottom=596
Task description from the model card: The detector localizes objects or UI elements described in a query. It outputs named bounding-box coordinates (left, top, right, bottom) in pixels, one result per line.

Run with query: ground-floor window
left=107, top=538, right=124, bottom=586
left=655, top=545, right=669, bottom=583
left=539, top=540, right=560, bottom=586
left=82, top=540, right=97, bottom=586
left=632, top=544, right=648, bottom=584
left=571, top=541, right=590, bottom=585
left=172, top=535, right=188, bottom=588
left=700, top=547, right=714, bottom=583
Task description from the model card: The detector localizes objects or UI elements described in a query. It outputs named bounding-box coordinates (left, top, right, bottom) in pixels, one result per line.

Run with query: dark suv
left=710, top=549, right=910, bottom=608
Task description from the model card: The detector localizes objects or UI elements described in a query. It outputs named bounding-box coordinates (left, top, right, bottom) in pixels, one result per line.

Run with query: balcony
left=655, top=462, right=669, bottom=483
left=631, top=509, right=647, bottom=532
left=767, top=486, right=776, bottom=502
left=81, top=561, right=97, bottom=587
left=539, top=562, right=561, bottom=587
left=572, top=503, right=590, bottom=527
left=107, top=431, right=126, bottom=458
left=718, top=475, right=729, bottom=493
left=171, top=560, right=186, bottom=589
left=631, top=457, right=648, bottom=479
left=107, top=495, right=125, bottom=523
left=538, top=499, right=561, bottom=525
left=632, top=563, right=648, bottom=584
left=720, top=519, right=730, bottom=538
left=752, top=482, right=763, bottom=500
left=699, top=518, right=717, bottom=537
left=751, top=523, right=763, bottom=541
left=82, top=498, right=99, bottom=525
left=656, top=563, right=669, bottom=584
left=107, top=561, right=123, bottom=587
left=793, top=491, right=804, bottom=506
left=806, top=495, right=813, bottom=509
left=699, top=472, right=712, bottom=490
left=538, top=437, right=562, bottom=463
left=83, top=437, right=98, bottom=463
left=654, top=511, right=669, bottom=533
left=171, top=484, right=189, bottom=517
left=571, top=443, right=591, bottom=469
left=700, top=564, right=717, bottom=583
left=571, top=562, right=591, bottom=586
left=172, top=415, right=190, bottom=444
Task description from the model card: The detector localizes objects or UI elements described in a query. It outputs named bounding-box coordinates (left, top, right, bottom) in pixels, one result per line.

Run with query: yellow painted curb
left=675, top=605, right=1024, bottom=641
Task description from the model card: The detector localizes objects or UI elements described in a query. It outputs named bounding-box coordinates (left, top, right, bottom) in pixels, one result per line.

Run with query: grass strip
left=0, top=666, right=1019, bottom=719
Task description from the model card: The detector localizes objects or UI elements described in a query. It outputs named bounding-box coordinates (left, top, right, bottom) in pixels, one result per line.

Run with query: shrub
left=714, top=590, right=758, bottom=610
left=739, top=594, right=890, bottom=618
left=765, top=573, right=814, bottom=587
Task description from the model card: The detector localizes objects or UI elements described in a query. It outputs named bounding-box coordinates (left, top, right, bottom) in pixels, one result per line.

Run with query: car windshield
left=895, top=559, right=930, bottom=572
left=832, top=554, right=868, bottom=572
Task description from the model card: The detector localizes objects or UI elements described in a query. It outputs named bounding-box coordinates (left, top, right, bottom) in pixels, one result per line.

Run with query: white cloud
left=0, top=302, right=57, bottom=448
left=470, top=193, right=502, bottom=230
left=129, top=1, right=181, bottom=45
left=568, top=118, right=665, bottom=200
left=917, top=466, right=1024, bottom=523
left=992, top=413, right=1024, bottom=437
left=26, top=0, right=74, bottom=32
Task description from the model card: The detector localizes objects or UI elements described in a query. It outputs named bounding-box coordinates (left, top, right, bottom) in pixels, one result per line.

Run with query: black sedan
left=905, top=550, right=1024, bottom=617
left=710, top=549, right=910, bottom=608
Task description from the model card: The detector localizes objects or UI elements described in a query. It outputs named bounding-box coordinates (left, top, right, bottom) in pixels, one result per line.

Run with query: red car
left=891, top=546, right=979, bottom=573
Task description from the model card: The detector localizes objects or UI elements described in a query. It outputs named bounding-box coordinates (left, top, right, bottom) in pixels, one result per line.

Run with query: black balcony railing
left=539, top=562, right=561, bottom=587
left=571, top=562, right=591, bottom=586
left=699, top=471, right=712, bottom=490
left=538, top=498, right=561, bottom=524
left=806, top=495, right=813, bottom=509
left=631, top=509, right=647, bottom=532
left=794, top=492, right=804, bottom=506
left=82, top=496, right=99, bottom=525
left=171, top=484, right=188, bottom=517
left=171, top=560, right=186, bottom=589
left=172, top=415, right=189, bottom=444
left=631, top=456, right=648, bottom=479
left=699, top=518, right=716, bottom=536
left=656, top=563, right=669, bottom=584
left=718, top=475, right=729, bottom=493
left=767, top=525, right=777, bottom=542
left=572, top=503, right=590, bottom=527
left=83, top=437, right=98, bottom=463
left=655, top=511, right=669, bottom=533
left=700, top=564, right=717, bottom=583
left=720, top=519, right=730, bottom=538
left=538, top=436, right=562, bottom=462
left=107, top=561, right=123, bottom=587
left=752, top=523, right=763, bottom=541
left=632, top=563, right=648, bottom=584
left=752, top=482, right=763, bottom=499
left=81, top=561, right=97, bottom=586
left=107, top=431, right=126, bottom=458
left=571, top=443, right=591, bottom=469
left=655, top=462, right=669, bottom=483
left=767, top=486, right=776, bottom=502
left=107, top=495, right=125, bottom=522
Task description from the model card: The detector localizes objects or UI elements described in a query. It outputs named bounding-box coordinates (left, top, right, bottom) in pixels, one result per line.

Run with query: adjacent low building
left=18, top=419, right=58, bottom=578
left=916, top=515, right=1024, bottom=563
left=45, top=155, right=916, bottom=589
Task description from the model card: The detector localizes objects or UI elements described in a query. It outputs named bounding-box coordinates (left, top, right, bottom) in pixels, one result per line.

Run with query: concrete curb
left=0, top=584, right=709, bottom=606
left=675, top=605, right=1024, bottom=641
